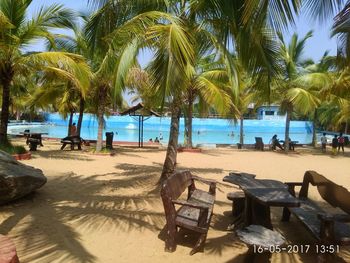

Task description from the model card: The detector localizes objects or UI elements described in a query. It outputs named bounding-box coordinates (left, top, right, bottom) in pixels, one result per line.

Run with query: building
left=257, top=105, right=286, bottom=120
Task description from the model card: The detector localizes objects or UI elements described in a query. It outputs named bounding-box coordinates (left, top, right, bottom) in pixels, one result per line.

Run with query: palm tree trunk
left=0, top=79, right=11, bottom=144
left=345, top=121, right=348, bottom=134
left=240, top=116, right=244, bottom=145
left=96, top=107, right=104, bottom=151
left=312, top=109, right=317, bottom=148
left=96, top=86, right=106, bottom=152
left=67, top=111, right=74, bottom=136
left=77, top=95, right=85, bottom=137
left=284, top=109, right=291, bottom=153
left=161, top=103, right=181, bottom=181
left=184, top=100, right=193, bottom=148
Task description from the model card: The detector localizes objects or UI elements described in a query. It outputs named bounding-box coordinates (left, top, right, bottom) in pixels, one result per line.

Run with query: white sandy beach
left=1, top=138, right=350, bottom=263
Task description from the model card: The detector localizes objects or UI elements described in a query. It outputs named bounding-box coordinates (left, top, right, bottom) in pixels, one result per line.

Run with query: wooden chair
left=282, top=171, right=350, bottom=246
left=254, top=137, right=264, bottom=151
left=160, top=170, right=216, bottom=255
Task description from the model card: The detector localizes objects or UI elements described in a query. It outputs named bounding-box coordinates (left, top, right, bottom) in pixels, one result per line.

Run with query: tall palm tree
left=272, top=31, right=320, bottom=151
left=85, top=7, right=140, bottom=151
left=0, top=0, right=90, bottom=144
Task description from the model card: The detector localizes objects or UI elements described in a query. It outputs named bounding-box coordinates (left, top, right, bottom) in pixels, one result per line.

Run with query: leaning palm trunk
left=96, top=86, right=107, bottom=152
left=239, top=116, right=244, bottom=145
left=161, top=103, right=181, bottom=181
left=284, top=109, right=291, bottom=153
left=77, top=95, right=85, bottom=137
left=67, top=111, right=74, bottom=136
left=0, top=78, right=11, bottom=144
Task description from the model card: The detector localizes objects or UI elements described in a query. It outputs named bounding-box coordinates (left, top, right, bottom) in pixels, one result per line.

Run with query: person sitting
left=288, top=137, right=295, bottom=151
left=70, top=123, right=77, bottom=136
left=149, top=138, right=153, bottom=142
left=154, top=137, right=160, bottom=143
left=270, top=134, right=284, bottom=150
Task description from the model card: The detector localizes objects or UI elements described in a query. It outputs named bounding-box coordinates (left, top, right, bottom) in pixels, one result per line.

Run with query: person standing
left=320, top=133, right=327, bottom=153
left=338, top=133, right=345, bottom=153
left=332, top=135, right=338, bottom=155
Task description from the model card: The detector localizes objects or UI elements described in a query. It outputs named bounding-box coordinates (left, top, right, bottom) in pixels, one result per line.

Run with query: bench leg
left=78, top=143, right=82, bottom=150
left=281, top=207, right=291, bottom=222
left=190, top=233, right=207, bottom=255
left=164, top=224, right=177, bottom=253
left=29, top=143, right=37, bottom=151
left=61, top=143, right=66, bottom=150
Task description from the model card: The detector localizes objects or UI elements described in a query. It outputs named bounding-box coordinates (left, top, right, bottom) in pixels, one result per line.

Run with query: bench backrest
left=161, top=171, right=194, bottom=219
left=255, top=137, right=263, bottom=144
left=299, top=171, right=350, bottom=214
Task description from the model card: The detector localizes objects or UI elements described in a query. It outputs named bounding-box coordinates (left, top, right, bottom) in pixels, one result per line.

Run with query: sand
left=1, top=138, right=350, bottom=263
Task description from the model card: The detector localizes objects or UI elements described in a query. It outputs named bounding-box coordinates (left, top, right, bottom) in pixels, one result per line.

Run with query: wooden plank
left=290, top=199, right=350, bottom=243
left=237, top=225, right=285, bottom=248
left=227, top=191, right=245, bottom=200
left=224, top=174, right=287, bottom=190
left=244, top=188, right=299, bottom=207
left=190, top=189, right=215, bottom=205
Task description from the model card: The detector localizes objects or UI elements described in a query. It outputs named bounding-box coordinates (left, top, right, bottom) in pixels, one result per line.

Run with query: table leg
left=244, top=196, right=253, bottom=226
left=251, top=199, right=273, bottom=230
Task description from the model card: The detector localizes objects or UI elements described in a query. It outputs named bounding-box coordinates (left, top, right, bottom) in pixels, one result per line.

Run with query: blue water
left=8, top=113, right=314, bottom=145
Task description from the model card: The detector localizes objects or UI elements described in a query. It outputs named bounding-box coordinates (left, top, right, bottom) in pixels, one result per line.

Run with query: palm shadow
left=0, top=165, right=165, bottom=263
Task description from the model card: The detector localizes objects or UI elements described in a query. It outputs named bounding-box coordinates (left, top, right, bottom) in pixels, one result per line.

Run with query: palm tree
left=182, top=52, right=235, bottom=148
left=85, top=7, right=141, bottom=152
left=0, top=0, right=90, bottom=144
left=271, top=31, right=320, bottom=151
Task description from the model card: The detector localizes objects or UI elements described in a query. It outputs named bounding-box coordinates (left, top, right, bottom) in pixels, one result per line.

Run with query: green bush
left=0, top=142, right=27, bottom=154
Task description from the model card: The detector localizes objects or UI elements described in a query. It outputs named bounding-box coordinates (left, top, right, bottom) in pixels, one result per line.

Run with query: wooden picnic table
left=223, top=173, right=299, bottom=229
left=20, top=131, right=48, bottom=150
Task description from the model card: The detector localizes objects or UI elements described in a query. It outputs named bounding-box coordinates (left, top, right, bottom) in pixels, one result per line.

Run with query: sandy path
left=1, top=139, right=350, bottom=262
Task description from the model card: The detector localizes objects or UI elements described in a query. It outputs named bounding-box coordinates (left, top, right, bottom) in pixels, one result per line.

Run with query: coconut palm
left=269, top=31, right=321, bottom=151
left=85, top=7, right=141, bottom=151
left=0, top=0, right=91, bottom=144
left=182, top=52, right=236, bottom=148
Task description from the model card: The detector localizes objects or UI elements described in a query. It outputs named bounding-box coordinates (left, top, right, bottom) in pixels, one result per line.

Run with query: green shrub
left=0, top=142, right=27, bottom=154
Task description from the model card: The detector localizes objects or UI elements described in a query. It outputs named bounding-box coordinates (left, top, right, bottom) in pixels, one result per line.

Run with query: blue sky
left=28, top=0, right=341, bottom=63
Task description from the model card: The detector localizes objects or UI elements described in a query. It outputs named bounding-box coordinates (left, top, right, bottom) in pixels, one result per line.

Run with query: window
left=265, top=111, right=275, bottom=116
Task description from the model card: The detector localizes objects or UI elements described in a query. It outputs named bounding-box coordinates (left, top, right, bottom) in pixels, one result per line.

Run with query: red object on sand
left=0, top=235, right=19, bottom=263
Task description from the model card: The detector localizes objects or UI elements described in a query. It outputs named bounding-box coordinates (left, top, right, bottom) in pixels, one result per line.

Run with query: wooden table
left=223, top=173, right=299, bottom=229
left=20, top=132, right=48, bottom=150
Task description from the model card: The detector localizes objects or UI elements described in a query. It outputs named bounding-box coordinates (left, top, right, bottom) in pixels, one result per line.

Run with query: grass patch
left=90, top=147, right=113, bottom=154
left=0, top=141, right=27, bottom=154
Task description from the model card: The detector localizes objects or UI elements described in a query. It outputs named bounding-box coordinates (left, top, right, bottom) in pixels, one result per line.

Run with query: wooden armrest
left=192, top=176, right=216, bottom=185
left=172, top=200, right=209, bottom=210
left=192, top=176, right=216, bottom=195
left=317, top=213, right=350, bottom=222
left=284, top=182, right=303, bottom=197
left=284, top=182, right=303, bottom=186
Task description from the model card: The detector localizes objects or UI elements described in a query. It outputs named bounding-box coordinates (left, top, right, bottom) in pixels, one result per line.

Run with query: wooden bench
left=160, top=170, right=216, bottom=255
left=60, top=136, right=83, bottom=150
left=25, top=134, right=43, bottom=151
left=282, top=170, right=350, bottom=246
